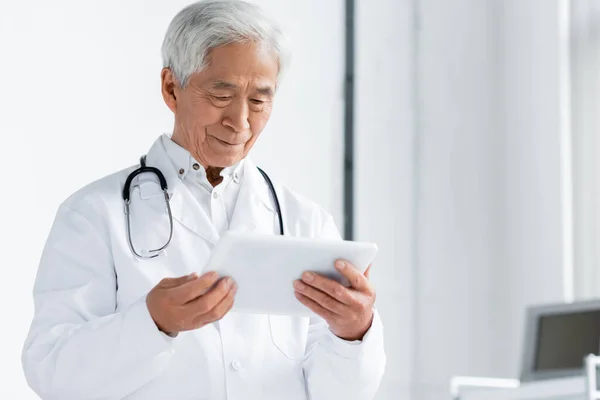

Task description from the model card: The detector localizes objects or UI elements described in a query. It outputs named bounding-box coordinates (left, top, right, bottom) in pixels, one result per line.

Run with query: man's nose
left=222, top=99, right=250, bottom=132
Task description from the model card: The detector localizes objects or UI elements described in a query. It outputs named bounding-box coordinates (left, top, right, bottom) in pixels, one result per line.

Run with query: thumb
left=159, top=272, right=199, bottom=288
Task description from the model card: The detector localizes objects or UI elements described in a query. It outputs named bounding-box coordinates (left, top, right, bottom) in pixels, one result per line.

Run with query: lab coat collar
left=143, top=136, right=277, bottom=243
left=159, top=134, right=245, bottom=186
left=228, top=157, right=278, bottom=235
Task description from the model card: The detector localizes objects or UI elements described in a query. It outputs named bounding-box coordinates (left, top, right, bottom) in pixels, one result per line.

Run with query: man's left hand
left=293, top=260, right=375, bottom=341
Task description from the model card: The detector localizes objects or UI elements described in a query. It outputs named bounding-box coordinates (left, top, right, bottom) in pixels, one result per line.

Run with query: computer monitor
left=520, top=299, right=600, bottom=382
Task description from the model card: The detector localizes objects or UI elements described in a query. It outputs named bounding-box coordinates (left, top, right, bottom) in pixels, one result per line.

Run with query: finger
left=293, top=280, right=348, bottom=315
left=294, top=292, right=337, bottom=321
left=199, top=286, right=237, bottom=324
left=301, top=272, right=354, bottom=305
left=335, top=260, right=373, bottom=293
left=186, top=277, right=235, bottom=315
left=170, top=271, right=221, bottom=304
left=159, top=272, right=199, bottom=289
left=364, top=264, right=372, bottom=279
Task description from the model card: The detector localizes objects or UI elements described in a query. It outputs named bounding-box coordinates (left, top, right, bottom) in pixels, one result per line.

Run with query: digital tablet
left=204, top=232, right=378, bottom=317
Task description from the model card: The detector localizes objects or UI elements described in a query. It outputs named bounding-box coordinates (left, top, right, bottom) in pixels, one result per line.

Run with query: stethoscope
left=122, top=155, right=284, bottom=259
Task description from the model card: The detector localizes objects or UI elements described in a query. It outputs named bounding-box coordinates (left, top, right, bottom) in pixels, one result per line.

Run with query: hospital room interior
left=1, top=0, right=600, bottom=399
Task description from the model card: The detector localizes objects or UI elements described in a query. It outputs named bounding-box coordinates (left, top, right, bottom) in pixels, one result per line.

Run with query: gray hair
left=161, top=0, right=291, bottom=88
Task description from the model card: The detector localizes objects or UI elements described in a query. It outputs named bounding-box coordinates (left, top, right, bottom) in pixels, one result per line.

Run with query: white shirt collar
left=160, top=133, right=245, bottom=185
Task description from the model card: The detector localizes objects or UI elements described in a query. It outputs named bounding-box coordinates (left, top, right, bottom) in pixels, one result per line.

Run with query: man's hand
left=293, top=261, right=375, bottom=341
left=146, top=271, right=237, bottom=336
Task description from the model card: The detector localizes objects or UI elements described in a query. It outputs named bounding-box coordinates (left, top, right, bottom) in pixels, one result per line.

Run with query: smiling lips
left=212, top=136, right=246, bottom=147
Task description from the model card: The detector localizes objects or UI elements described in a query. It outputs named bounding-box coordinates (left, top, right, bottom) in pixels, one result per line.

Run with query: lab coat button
left=193, top=163, right=200, bottom=170
left=213, top=192, right=219, bottom=199
left=231, top=360, right=242, bottom=371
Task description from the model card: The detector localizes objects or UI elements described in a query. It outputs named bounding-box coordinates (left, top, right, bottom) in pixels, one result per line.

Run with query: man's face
left=161, top=42, right=279, bottom=168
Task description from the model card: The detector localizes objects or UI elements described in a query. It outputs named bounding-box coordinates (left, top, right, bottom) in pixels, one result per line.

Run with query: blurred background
left=1, top=0, right=599, bottom=399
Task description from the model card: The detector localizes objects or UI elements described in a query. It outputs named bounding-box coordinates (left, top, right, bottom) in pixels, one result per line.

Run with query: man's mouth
left=213, top=136, right=244, bottom=147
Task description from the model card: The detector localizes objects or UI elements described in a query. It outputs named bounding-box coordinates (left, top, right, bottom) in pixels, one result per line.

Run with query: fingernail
left=188, top=272, right=199, bottom=280
left=302, top=272, right=314, bottom=282
left=335, top=260, right=346, bottom=270
left=294, top=281, right=304, bottom=291
left=223, top=277, right=233, bottom=288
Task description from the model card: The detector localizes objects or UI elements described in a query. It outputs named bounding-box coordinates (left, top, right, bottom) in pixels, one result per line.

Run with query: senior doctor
left=21, top=1, right=386, bottom=399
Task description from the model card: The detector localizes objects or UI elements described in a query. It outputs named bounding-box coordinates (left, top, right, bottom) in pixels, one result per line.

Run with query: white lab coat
left=22, top=136, right=386, bottom=400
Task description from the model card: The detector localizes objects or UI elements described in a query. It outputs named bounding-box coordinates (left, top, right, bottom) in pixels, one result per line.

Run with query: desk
left=460, top=376, right=585, bottom=400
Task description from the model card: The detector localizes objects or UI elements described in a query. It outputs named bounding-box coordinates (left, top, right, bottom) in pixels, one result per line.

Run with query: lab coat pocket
left=268, top=315, right=308, bottom=360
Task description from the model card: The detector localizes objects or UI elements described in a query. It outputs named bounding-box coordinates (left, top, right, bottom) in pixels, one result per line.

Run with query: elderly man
left=21, top=1, right=385, bottom=399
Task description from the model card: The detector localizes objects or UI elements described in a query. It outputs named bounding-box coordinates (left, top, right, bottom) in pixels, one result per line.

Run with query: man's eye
left=213, top=96, right=232, bottom=101
left=250, top=99, right=265, bottom=105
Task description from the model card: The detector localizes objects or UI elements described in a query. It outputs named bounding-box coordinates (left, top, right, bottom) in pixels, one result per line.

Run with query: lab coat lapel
left=217, top=159, right=279, bottom=346
left=228, top=158, right=279, bottom=236
left=143, top=138, right=220, bottom=244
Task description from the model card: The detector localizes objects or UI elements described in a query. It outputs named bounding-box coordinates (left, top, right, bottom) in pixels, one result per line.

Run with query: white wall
left=0, top=1, right=344, bottom=398
left=355, top=1, right=570, bottom=399
left=499, top=0, right=571, bottom=380
left=414, top=0, right=506, bottom=397
left=571, top=0, right=600, bottom=299
left=354, top=0, right=415, bottom=398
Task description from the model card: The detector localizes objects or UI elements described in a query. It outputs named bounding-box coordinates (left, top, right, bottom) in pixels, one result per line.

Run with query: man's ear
left=161, top=67, right=178, bottom=113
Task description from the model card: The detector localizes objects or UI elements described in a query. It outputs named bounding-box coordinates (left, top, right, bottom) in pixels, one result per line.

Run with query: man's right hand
left=146, top=271, right=237, bottom=336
